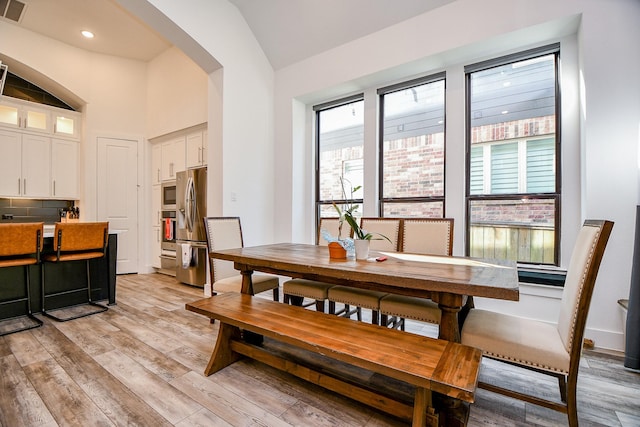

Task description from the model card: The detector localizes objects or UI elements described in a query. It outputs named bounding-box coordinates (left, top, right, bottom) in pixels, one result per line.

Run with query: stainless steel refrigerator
left=176, top=167, right=207, bottom=287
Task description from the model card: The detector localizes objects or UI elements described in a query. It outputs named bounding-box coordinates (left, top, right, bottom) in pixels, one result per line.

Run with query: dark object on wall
left=625, top=206, right=640, bottom=370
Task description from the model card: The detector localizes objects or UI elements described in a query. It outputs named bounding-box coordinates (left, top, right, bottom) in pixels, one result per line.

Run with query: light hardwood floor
left=1, top=273, right=638, bottom=427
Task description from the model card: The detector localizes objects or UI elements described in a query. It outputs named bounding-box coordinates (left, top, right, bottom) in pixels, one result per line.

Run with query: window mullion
left=518, top=139, right=527, bottom=193
left=483, top=145, right=491, bottom=194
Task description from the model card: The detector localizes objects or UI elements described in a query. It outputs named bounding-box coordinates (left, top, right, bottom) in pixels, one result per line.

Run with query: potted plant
left=330, top=178, right=391, bottom=259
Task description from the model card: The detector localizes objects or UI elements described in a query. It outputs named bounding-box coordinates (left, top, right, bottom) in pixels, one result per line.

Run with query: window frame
left=314, top=93, right=365, bottom=241
left=464, top=44, right=561, bottom=266
left=377, top=72, right=447, bottom=218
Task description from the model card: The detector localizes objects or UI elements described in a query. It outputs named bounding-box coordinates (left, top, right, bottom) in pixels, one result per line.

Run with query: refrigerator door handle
left=185, top=176, right=195, bottom=232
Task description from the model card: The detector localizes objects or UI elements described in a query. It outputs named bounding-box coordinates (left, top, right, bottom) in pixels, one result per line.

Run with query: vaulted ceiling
left=5, top=0, right=454, bottom=69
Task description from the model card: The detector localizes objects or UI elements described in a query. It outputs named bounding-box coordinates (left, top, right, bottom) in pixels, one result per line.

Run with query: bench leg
left=204, top=322, right=242, bottom=376
left=413, top=387, right=438, bottom=427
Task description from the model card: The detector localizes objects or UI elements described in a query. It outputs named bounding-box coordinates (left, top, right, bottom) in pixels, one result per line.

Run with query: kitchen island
left=0, top=226, right=117, bottom=319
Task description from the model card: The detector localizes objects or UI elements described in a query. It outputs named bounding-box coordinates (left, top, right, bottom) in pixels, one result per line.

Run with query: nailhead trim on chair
left=483, top=351, right=569, bottom=375
left=564, top=229, right=599, bottom=354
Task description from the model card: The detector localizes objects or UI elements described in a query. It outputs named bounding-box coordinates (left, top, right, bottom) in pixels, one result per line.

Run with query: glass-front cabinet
left=53, top=112, right=80, bottom=138
left=0, top=97, right=81, bottom=199
left=0, top=98, right=81, bottom=137
left=0, top=99, right=52, bottom=133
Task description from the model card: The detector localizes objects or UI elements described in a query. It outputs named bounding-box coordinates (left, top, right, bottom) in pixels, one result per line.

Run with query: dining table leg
left=433, top=292, right=463, bottom=343
left=238, top=264, right=254, bottom=294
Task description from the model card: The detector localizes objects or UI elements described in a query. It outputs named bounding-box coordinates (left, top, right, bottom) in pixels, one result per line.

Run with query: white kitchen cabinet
left=150, top=226, right=162, bottom=268
left=0, top=130, right=22, bottom=196
left=21, top=134, right=51, bottom=197
left=186, top=130, right=207, bottom=168
left=0, top=99, right=52, bottom=134
left=52, top=111, right=81, bottom=139
left=51, top=139, right=79, bottom=199
left=150, top=185, right=162, bottom=268
left=0, top=130, right=51, bottom=197
left=160, top=136, right=185, bottom=181
left=151, top=143, right=162, bottom=185
left=0, top=98, right=82, bottom=140
left=151, top=184, right=161, bottom=226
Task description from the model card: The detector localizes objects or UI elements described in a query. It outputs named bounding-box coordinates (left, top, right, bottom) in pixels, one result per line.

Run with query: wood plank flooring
left=1, top=273, right=638, bottom=426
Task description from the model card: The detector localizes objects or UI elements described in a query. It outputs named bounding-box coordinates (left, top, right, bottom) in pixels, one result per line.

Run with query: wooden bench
left=186, top=293, right=482, bottom=427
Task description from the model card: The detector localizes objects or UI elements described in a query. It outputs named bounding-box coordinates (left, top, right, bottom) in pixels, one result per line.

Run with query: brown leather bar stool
left=0, top=222, right=44, bottom=336
left=41, top=222, right=109, bottom=321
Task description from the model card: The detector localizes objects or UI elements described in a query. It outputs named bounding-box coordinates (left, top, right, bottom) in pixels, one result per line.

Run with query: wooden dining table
left=208, top=242, right=519, bottom=342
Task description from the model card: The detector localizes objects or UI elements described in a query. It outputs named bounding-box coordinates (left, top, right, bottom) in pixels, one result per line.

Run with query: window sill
left=517, top=265, right=566, bottom=287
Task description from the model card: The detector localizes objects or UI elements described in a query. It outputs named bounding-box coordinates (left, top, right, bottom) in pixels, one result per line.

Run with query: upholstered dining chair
left=0, top=223, right=44, bottom=335
left=203, top=217, right=279, bottom=301
left=379, top=218, right=454, bottom=331
left=328, top=217, right=402, bottom=324
left=41, top=222, right=110, bottom=321
left=461, top=219, right=613, bottom=427
left=283, top=217, right=344, bottom=312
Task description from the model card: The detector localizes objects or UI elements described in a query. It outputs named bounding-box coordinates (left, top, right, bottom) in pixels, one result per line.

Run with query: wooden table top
left=210, top=243, right=519, bottom=301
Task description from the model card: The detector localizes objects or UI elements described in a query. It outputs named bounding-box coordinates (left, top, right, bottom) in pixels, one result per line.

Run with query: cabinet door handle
left=53, top=180, right=56, bottom=196
left=23, top=179, right=26, bottom=195
left=157, top=168, right=160, bottom=183
left=17, top=178, right=21, bottom=194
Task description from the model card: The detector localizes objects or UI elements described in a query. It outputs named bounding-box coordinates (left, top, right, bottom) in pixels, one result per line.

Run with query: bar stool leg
left=0, top=265, right=43, bottom=337
left=41, top=259, right=108, bottom=322
left=23, top=265, right=43, bottom=328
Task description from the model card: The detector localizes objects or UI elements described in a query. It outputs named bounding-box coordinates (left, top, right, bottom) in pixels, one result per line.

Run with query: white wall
left=0, top=22, right=148, bottom=222
left=134, top=0, right=276, bottom=245
left=272, top=0, right=640, bottom=351
left=146, top=46, right=208, bottom=139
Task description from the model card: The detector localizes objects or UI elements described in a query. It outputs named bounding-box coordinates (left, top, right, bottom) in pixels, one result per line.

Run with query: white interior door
left=97, top=137, right=139, bottom=274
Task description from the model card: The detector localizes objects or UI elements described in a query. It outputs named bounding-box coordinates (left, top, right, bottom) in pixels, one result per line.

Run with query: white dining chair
left=204, top=217, right=279, bottom=301
left=461, top=219, right=613, bottom=427
left=379, top=218, right=454, bottom=330
left=328, top=217, right=401, bottom=324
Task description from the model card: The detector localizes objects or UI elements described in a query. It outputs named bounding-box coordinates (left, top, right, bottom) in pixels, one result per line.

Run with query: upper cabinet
left=0, top=98, right=81, bottom=139
left=0, top=100, right=51, bottom=134
left=0, top=98, right=81, bottom=199
left=160, top=137, right=185, bottom=181
left=53, top=112, right=81, bottom=139
left=186, top=129, right=207, bottom=168
left=151, top=143, right=162, bottom=185
left=51, top=139, right=79, bottom=199
left=0, top=130, right=51, bottom=198
left=150, top=124, right=206, bottom=186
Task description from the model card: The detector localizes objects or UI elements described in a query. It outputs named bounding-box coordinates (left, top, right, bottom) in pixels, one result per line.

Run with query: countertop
left=43, top=224, right=123, bottom=238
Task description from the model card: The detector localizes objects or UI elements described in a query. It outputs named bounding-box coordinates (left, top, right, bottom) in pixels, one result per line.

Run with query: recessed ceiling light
left=81, top=30, right=94, bottom=39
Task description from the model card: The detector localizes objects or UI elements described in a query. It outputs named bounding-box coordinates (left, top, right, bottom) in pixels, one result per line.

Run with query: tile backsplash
left=0, top=199, right=75, bottom=224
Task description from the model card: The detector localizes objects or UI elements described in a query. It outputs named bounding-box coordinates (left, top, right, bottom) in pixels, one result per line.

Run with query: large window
left=466, top=45, right=560, bottom=265
left=379, top=74, right=445, bottom=217
left=315, top=95, right=364, bottom=238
